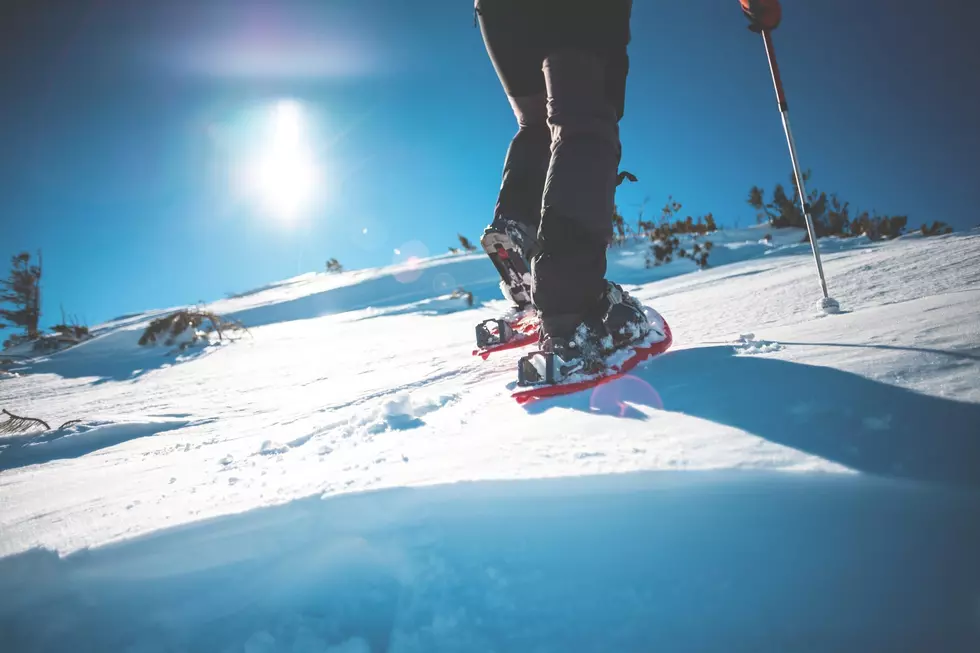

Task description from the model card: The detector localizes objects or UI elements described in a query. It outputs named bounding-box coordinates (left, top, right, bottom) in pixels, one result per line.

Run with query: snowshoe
left=516, top=282, right=660, bottom=390
left=513, top=308, right=672, bottom=404
left=481, top=217, right=537, bottom=310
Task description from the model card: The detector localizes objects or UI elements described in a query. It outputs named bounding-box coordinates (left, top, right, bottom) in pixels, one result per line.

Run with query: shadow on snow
left=0, top=419, right=196, bottom=472
left=12, top=329, right=230, bottom=384
left=525, top=345, right=980, bottom=488
left=0, top=471, right=977, bottom=652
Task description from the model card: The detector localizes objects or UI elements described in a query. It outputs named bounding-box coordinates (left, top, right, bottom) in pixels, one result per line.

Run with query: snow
left=1, top=226, right=979, bottom=651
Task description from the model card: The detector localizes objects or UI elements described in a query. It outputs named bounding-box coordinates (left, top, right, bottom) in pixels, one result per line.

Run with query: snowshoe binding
left=517, top=324, right=605, bottom=386
left=473, top=308, right=540, bottom=359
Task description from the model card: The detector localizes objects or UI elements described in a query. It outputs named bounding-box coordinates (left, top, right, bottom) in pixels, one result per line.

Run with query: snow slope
left=1, top=226, right=979, bottom=652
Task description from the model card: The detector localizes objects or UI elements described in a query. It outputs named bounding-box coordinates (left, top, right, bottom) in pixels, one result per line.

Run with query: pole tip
left=820, top=296, right=841, bottom=314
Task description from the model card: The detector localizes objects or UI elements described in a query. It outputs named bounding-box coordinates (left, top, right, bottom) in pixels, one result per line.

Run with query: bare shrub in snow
left=32, top=321, right=93, bottom=354
left=648, top=227, right=680, bottom=267
left=0, top=409, right=81, bottom=435
left=749, top=171, right=915, bottom=241
left=609, top=171, right=639, bottom=246
left=450, top=288, right=474, bottom=307
left=645, top=197, right=715, bottom=269
left=457, top=234, right=478, bottom=252
left=920, top=221, right=953, bottom=237
left=0, top=409, right=49, bottom=434
left=611, top=205, right=627, bottom=244
left=138, top=310, right=246, bottom=352
left=845, top=212, right=907, bottom=242
left=32, top=334, right=79, bottom=354
left=2, top=333, right=33, bottom=352
left=51, top=324, right=90, bottom=339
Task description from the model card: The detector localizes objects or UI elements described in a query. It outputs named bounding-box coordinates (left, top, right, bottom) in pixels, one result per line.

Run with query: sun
left=247, top=100, right=320, bottom=220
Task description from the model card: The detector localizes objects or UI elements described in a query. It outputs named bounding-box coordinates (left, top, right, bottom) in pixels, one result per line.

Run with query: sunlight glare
left=247, top=100, right=321, bottom=221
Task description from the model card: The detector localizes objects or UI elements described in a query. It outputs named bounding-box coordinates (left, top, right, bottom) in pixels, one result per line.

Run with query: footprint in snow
left=357, top=392, right=458, bottom=434
left=258, top=440, right=289, bottom=455
left=734, top=333, right=784, bottom=356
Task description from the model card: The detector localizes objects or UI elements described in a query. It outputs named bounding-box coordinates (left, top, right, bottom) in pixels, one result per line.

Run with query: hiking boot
left=517, top=280, right=650, bottom=386
left=600, top=281, right=649, bottom=348
left=539, top=281, right=649, bottom=353
left=484, top=215, right=540, bottom=261
left=481, top=216, right=540, bottom=310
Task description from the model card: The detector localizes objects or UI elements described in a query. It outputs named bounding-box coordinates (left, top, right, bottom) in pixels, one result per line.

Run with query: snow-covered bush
left=138, top=310, right=246, bottom=352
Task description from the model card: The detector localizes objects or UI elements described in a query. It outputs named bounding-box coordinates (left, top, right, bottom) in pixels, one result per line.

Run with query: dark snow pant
left=477, top=0, right=631, bottom=331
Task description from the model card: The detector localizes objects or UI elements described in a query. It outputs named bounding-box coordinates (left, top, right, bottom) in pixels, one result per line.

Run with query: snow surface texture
left=1, top=226, right=979, bottom=652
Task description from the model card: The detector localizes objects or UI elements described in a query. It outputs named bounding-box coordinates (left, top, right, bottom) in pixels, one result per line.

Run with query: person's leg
left=531, top=1, right=632, bottom=337
left=476, top=0, right=551, bottom=242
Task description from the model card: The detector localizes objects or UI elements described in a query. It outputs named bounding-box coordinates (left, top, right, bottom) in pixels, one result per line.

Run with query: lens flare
left=393, top=241, right=429, bottom=284
left=589, top=375, right=664, bottom=417
left=432, top=272, right=457, bottom=294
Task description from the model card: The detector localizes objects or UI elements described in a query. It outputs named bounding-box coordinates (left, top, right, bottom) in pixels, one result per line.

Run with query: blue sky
left=1, top=0, right=978, bottom=327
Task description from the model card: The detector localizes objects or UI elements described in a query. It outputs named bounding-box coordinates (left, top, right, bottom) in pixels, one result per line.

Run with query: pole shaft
left=762, top=30, right=788, bottom=111
left=762, top=30, right=830, bottom=299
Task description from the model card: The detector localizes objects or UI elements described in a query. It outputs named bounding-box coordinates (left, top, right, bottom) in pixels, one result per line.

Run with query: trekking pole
left=759, top=29, right=840, bottom=313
